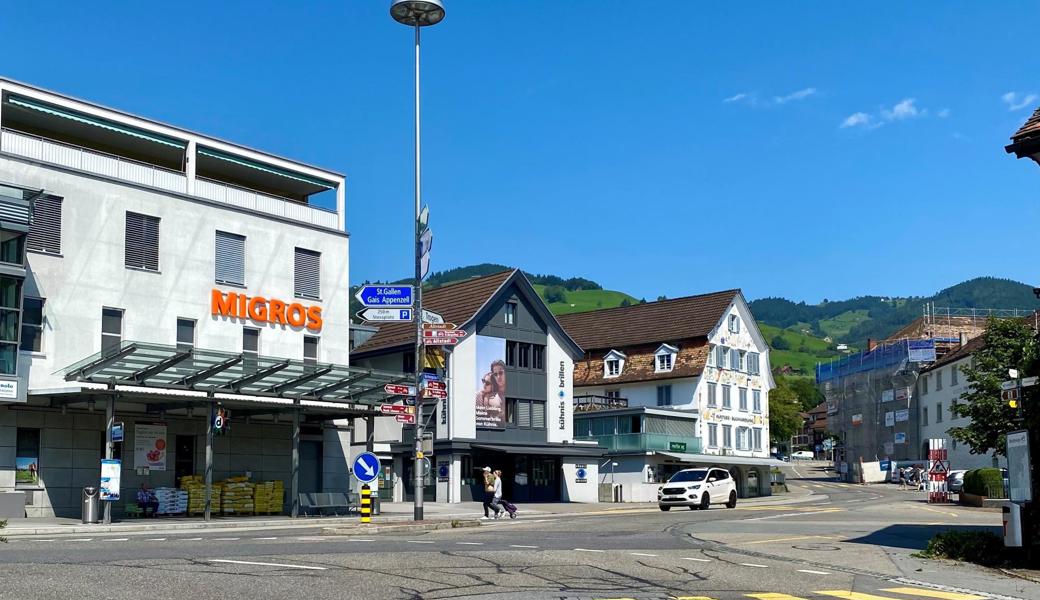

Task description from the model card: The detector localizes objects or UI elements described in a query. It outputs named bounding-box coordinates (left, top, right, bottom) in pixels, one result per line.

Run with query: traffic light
left=1002, top=388, right=1023, bottom=419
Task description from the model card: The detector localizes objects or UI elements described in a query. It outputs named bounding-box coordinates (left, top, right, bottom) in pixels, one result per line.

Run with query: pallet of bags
left=221, top=478, right=255, bottom=515
left=154, top=487, right=188, bottom=515
left=180, top=475, right=220, bottom=515
left=254, top=480, right=285, bottom=514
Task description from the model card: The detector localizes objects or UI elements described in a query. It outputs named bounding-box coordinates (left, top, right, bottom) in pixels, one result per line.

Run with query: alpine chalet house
left=558, top=290, right=780, bottom=502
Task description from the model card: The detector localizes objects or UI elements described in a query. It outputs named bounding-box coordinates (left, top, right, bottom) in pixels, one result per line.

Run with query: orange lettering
left=306, top=306, right=323, bottom=331
left=248, top=297, right=268, bottom=321
left=270, top=300, right=286, bottom=325
left=286, top=303, right=306, bottom=328
left=238, top=293, right=248, bottom=317
left=212, top=290, right=237, bottom=317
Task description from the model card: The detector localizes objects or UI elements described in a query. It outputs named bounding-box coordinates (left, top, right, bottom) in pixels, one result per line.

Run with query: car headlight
left=687, top=484, right=701, bottom=490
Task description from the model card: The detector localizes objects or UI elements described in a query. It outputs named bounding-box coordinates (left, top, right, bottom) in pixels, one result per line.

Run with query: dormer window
left=654, top=343, right=678, bottom=373
left=729, top=314, right=741, bottom=334
left=603, top=349, right=626, bottom=378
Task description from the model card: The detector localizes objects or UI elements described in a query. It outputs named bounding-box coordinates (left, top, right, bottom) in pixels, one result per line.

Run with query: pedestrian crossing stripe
left=880, top=588, right=986, bottom=600
left=747, top=594, right=809, bottom=600
left=816, top=592, right=903, bottom=600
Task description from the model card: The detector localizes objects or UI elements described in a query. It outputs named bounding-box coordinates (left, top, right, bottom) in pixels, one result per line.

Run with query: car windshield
left=668, top=470, right=707, bottom=483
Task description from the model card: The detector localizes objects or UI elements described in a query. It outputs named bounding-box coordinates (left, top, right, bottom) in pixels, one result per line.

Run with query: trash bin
left=371, top=495, right=381, bottom=516
left=82, top=486, right=100, bottom=524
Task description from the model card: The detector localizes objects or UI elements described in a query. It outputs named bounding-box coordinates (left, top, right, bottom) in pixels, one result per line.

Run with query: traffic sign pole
left=361, top=484, right=372, bottom=524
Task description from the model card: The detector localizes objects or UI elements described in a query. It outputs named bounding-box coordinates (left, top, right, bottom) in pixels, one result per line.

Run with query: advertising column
left=545, top=334, right=573, bottom=444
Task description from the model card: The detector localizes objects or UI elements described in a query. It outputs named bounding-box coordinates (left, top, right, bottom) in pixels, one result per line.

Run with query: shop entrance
left=299, top=440, right=323, bottom=493
left=174, top=435, right=195, bottom=483
left=402, top=459, right=435, bottom=502
left=468, top=452, right=560, bottom=503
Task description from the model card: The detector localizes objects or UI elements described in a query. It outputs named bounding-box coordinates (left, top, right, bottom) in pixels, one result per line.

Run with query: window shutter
left=518, top=401, right=531, bottom=427
left=532, top=402, right=545, bottom=429
left=294, top=248, right=321, bottom=299
left=27, top=196, right=62, bottom=254
left=125, top=212, right=160, bottom=271
left=215, top=231, right=246, bottom=286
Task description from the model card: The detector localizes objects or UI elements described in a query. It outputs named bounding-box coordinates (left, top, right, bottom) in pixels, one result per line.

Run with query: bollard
left=361, top=484, right=371, bottom=524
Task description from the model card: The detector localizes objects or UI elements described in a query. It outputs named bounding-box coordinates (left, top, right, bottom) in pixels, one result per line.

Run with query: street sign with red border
left=395, top=413, right=416, bottom=424
left=422, top=322, right=458, bottom=331
left=384, top=384, right=416, bottom=396
left=423, top=389, right=447, bottom=399
left=380, top=404, right=415, bottom=415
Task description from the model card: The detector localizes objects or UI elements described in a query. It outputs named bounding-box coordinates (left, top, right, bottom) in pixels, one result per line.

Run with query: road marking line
left=347, top=539, right=374, bottom=542
left=255, top=537, right=277, bottom=540
left=915, top=506, right=959, bottom=518
left=209, top=559, right=326, bottom=571
left=574, top=548, right=605, bottom=553
left=817, top=591, right=901, bottom=600
left=743, top=535, right=837, bottom=545
left=682, top=557, right=712, bottom=562
left=742, top=511, right=842, bottom=521
left=210, top=538, right=239, bottom=541
left=181, top=537, right=203, bottom=541
left=510, top=544, right=538, bottom=548
left=295, top=537, right=326, bottom=541
left=457, top=542, right=484, bottom=545
left=741, top=563, right=769, bottom=568
left=68, top=538, right=92, bottom=542
left=880, top=588, right=986, bottom=600
left=145, top=538, right=167, bottom=542
left=31, top=539, right=55, bottom=542
left=630, top=552, right=658, bottom=557
left=673, top=596, right=716, bottom=600
left=797, top=569, right=831, bottom=575
left=103, top=538, right=129, bottom=542
left=748, top=594, right=811, bottom=600
left=406, top=540, right=434, bottom=544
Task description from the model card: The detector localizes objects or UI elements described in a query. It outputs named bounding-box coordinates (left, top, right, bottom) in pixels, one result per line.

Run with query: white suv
left=658, top=467, right=738, bottom=511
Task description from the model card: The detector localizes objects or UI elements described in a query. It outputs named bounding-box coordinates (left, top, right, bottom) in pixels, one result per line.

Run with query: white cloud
left=723, top=92, right=750, bottom=103
left=1002, top=91, right=1038, bottom=111
left=937, top=108, right=951, bottom=118
left=774, top=87, right=817, bottom=104
left=840, top=112, right=873, bottom=128
left=881, top=98, right=921, bottom=121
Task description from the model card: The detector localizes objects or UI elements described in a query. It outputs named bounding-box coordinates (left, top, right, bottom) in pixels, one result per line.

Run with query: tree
left=769, top=383, right=802, bottom=444
left=786, top=376, right=825, bottom=412
left=542, top=285, right=568, bottom=304
left=619, top=298, right=632, bottom=307
left=771, top=335, right=791, bottom=350
left=657, top=295, right=668, bottom=302
left=949, top=318, right=1038, bottom=456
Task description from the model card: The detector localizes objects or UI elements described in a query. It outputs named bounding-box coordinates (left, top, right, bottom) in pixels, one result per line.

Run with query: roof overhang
left=655, top=451, right=786, bottom=468
left=471, top=443, right=606, bottom=458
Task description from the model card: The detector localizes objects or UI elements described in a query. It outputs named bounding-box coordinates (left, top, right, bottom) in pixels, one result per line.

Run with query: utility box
left=1003, top=502, right=1023, bottom=547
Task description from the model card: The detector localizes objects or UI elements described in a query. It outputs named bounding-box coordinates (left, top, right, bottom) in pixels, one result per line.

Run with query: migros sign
left=211, top=289, right=322, bottom=332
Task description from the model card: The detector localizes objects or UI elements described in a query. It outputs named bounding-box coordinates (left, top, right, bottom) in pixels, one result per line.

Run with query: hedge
left=962, top=468, right=1005, bottom=498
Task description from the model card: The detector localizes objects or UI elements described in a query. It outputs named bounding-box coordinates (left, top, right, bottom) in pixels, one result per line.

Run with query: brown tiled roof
left=352, top=270, right=515, bottom=355
left=882, top=316, right=987, bottom=344
left=557, top=290, right=739, bottom=351
left=573, top=339, right=709, bottom=387
left=1009, top=107, right=1040, bottom=146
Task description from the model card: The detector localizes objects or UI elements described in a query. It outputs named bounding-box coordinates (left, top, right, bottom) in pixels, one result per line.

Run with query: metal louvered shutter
left=27, top=196, right=62, bottom=254
left=125, top=212, right=160, bottom=271
left=532, top=401, right=545, bottom=429
left=215, top=231, right=245, bottom=286
left=294, top=248, right=321, bottom=299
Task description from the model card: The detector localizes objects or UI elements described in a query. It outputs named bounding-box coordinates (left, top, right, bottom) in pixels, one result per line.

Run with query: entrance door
left=299, top=441, right=323, bottom=493
left=174, top=435, right=195, bottom=484
left=529, top=457, right=560, bottom=502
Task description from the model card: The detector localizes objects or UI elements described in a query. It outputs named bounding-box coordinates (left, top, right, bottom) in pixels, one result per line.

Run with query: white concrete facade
left=917, top=358, right=1004, bottom=472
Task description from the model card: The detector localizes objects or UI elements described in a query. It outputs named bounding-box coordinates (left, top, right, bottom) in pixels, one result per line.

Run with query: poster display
left=885, top=411, right=895, bottom=427
left=851, top=414, right=863, bottom=426
left=1007, top=430, right=1033, bottom=503
left=100, top=459, right=121, bottom=501
left=895, top=409, right=909, bottom=422
left=474, top=336, right=506, bottom=428
left=881, top=389, right=895, bottom=403
left=895, top=432, right=907, bottom=444
left=895, top=387, right=910, bottom=403
left=134, top=423, right=168, bottom=471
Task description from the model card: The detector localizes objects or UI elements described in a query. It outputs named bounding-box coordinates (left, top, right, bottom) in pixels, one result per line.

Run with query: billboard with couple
left=475, top=336, right=507, bottom=428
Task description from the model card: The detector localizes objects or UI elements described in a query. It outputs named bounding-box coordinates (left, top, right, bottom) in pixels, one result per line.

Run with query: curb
left=322, top=520, right=481, bottom=535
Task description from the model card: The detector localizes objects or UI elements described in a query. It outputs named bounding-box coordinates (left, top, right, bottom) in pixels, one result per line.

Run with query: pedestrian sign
left=929, top=461, right=949, bottom=475
left=352, top=452, right=380, bottom=484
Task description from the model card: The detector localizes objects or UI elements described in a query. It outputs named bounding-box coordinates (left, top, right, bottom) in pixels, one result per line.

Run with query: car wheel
left=659, top=506, right=670, bottom=511
left=726, top=491, right=737, bottom=508
left=700, top=493, right=710, bottom=510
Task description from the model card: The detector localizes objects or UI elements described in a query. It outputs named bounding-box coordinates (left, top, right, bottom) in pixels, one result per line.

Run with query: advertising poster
left=15, top=456, right=39, bottom=485
left=908, top=339, right=937, bottom=363
left=885, top=411, right=895, bottom=427
left=881, top=389, right=894, bottom=403
left=895, top=409, right=909, bottom=423
left=895, top=387, right=910, bottom=403
left=134, top=423, right=168, bottom=471
left=895, top=432, right=907, bottom=444
left=851, top=414, right=863, bottom=426
left=100, top=459, right=121, bottom=501
left=474, top=336, right=506, bottom=428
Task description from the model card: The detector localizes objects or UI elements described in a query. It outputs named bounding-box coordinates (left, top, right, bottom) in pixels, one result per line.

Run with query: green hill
left=760, top=324, right=852, bottom=376
left=531, top=284, right=639, bottom=315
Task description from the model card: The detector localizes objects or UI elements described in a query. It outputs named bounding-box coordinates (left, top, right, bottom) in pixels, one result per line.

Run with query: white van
left=791, top=451, right=815, bottom=460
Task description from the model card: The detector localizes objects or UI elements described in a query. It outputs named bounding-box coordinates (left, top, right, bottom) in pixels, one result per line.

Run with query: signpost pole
left=103, top=395, right=114, bottom=525
left=205, top=398, right=214, bottom=522
left=411, top=20, right=425, bottom=523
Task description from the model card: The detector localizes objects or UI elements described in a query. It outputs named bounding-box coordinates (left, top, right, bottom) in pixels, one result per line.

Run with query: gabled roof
left=574, top=340, right=709, bottom=387
left=557, top=289, right=740, bottom=351
left=1006, top=107, right=1040, bottom=159
left=655, top=343, right=679, bottom=355
left=352, top=269, right=583, bottom=358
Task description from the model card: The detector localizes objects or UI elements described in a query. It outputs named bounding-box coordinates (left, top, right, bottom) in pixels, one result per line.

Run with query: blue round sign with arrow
left=352, top=451, right=380, bottom=484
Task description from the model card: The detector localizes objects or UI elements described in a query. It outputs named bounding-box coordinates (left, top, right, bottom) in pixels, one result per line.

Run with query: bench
left=298, top=492, right=359, bottom=516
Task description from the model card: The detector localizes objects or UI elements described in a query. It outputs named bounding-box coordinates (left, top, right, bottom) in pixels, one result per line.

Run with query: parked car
left=790, top=451, right=815, bottom=460
left=947, top=470, right=967, bottom=493
left=658, top=467, right=738, bottom=511
left=771, top=452, right=789, bottom=462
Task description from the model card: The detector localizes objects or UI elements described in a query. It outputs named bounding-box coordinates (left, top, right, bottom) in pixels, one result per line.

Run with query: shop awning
left=471, top=443, right=605, bottom=458
left=7, top=96, right=187, bottom=149
left=59, top=341, right=410, bottom=407
left=656, top=452, right=787, bottom=468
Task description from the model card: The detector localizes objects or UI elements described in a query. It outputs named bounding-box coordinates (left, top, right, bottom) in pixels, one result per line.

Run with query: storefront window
left=16, top=428, right=40, bottom=487
left=0, top=277, right=22, bottom=374
left=0, top=230, right=25, bottom=265
left=20, top=297, right=43, bottom=352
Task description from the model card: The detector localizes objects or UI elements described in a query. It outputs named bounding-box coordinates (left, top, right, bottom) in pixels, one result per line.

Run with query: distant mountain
left=749, top=277, right=1040, bottom=346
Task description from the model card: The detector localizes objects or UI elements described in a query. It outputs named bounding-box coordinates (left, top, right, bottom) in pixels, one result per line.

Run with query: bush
left=914, top=530, right=1005, bottom=566
left=771, top=335, right=791, bottom=350
left=963, top=468, right=1005, bottom=498
left=542, top=285, right=568, bottom=304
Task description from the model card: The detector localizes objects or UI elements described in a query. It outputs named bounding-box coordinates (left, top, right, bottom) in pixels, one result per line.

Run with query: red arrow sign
left=395, top=413, right=416, bottom=424
left=423, top=337, right=459, bottom=346
left=380, top=404, right=415, bottom=415
left=425, top=381, right=446, bottom=391
left=384, top=384, right=416, bottom=396
left=423, top=389, right=447, bottom=399
left=422, top=322, right=458, bottom=331
left=422, top=329, right=466, bottom=339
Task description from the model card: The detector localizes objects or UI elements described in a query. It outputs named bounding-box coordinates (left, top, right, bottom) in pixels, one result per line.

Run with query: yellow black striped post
left=360, top=484, right=372, bottom=524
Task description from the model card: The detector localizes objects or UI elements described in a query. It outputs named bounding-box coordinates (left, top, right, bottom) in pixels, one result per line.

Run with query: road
left=1, top=471, right=1032, bottom=600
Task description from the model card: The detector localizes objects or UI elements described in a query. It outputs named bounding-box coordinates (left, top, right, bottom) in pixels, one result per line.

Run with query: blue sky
left=2, top=1, right=1038, bottom=303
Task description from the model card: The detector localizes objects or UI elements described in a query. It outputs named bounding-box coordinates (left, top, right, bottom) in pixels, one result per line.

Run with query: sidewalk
left=0, top=489, right=821, bottom=537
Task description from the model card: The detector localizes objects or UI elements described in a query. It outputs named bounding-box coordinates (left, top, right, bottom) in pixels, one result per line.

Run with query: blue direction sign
left=352, top=452, right=380, bottom=484
left=355, top=285, right=414, bottom=308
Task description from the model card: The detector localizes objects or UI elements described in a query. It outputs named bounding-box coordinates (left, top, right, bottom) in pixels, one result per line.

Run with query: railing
left=576, top=432, right=702, bottom=454
left=574, top=394, right=628, bottom=411
left=1, top=128, right=340, bottom=231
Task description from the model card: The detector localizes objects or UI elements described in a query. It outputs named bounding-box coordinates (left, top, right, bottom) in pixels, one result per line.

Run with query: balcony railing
left=1, top=128, right=339, bottom=231
left=575, top=432, right=702, bottom=454
left=574, top=394, right=628, bottom=412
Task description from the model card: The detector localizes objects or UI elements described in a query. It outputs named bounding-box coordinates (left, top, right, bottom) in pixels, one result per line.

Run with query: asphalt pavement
left=1, top=469, right=1034, bottom=600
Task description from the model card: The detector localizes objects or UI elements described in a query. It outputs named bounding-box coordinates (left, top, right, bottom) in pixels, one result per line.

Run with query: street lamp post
left=390, top=0, right=445, bottom=522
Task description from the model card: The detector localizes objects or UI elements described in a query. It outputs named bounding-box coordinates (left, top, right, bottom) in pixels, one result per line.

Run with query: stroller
left=495, top=498, right=518, bottom=519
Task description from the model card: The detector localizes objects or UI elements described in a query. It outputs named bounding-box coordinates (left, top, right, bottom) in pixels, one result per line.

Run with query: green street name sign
left=669, top=441, right=687, bottom=452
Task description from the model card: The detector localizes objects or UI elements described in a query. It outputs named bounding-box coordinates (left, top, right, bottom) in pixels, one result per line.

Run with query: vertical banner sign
left=1006, top=430, right=1033, bottom=503
left=927, top=438, right=950, bottom=504
left=134, top=423, right=168, bottom=471
left=100, top=459, right=121, bottom=501
left=474, top=336, right=506, bottom=428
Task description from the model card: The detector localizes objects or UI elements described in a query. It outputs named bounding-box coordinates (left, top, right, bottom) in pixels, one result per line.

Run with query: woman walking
left=481, top=467, right=496, bottom=520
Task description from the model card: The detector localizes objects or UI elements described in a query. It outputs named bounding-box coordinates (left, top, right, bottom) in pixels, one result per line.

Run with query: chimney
left=867, top=338, right=877, bottom=352
left=959, top=332, right=968, bottom=348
